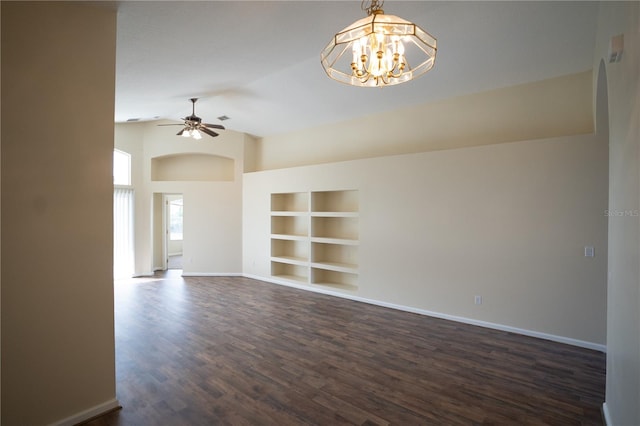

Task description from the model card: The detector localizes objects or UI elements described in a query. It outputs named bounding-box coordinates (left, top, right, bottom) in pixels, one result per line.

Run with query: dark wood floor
left=85, top=273, right=605, bottom=425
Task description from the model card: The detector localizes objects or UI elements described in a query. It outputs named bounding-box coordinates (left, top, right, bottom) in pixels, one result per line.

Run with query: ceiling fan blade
left=176, top=129, right=185, bottom=136
left=199, top=127, right=219, bottom=138
left=202, top=123, right=225, bottom=130
left=157, top=124, right=184, bottom=126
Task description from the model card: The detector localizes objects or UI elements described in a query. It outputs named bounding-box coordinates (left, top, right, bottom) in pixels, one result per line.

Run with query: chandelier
left=321, top=0, right=437, bottom=87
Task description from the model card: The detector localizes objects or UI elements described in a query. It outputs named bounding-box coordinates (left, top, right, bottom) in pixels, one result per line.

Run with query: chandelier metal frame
left=321, top=0, right=437, bottom=87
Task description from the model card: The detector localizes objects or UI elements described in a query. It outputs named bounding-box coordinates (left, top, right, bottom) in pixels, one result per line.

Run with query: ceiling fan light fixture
left=320, top=0, right=437, bottom=87
left=157, top=98, right=226, bottom=139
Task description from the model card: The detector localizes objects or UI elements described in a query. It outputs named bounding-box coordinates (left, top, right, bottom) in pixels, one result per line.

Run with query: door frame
left=161, top=193, right=183, bottom=270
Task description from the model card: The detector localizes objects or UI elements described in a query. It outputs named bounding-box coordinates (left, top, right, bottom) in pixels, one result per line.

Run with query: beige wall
left=594, top=2, right=640, bottom=425
left=257, top=71, right=594, bottom=171
left=115, top=121, right=248, bottom=275
left=1, top=2, right=117, bottom=424
left=151, top=154, right=234, bottom=182
left=244, top=132, right=608, bottom=346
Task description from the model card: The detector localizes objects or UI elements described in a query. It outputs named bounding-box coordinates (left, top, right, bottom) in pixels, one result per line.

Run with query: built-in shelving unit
left=270, top=190, right=359, bottom=290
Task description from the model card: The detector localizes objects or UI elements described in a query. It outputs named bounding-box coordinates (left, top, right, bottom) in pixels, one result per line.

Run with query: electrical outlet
left=474, top=295, right=482, bottom=305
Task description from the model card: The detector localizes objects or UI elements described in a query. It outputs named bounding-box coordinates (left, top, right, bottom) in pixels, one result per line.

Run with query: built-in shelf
left=272, top=256, right=308, bottom=266
left=311, top=268, right=358, bottom=291
left=311, top=190, right=358, bottom=213
left=311, top=241, right=358, bottom=274
left=311, top=216, right=359, bottom=240
left=271, top=215, right=308, bottom=242
left=271, top=238, right=309, bottom=268
left=311, top=261, right=357, bottom=274
left=271, top=192, right=308, bottom=213
left=271, top=211, right=309, bottom=217
left=270, top=190, right=359, bottom=289
left=271, top=233, right=308, bottom=241
left=271, top=262, right=308, bottom=284
left=310, top=237, right=359, bottom=245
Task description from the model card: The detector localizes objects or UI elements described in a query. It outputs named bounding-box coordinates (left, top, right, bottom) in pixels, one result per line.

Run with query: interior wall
left=115, top=121, right=246, bottom=275
left=244, top=134, right=259, bottom=173
left=1, top=2, right=117, bottom=424
left=151, top=153, right=234, bottom=182
left=169, top=239, right=183, bottom=256
left=244, top=132, right=608, bottom=347
left=256, top=71, right=594, bottom=170
left=593, top=2, right=640, bottom=425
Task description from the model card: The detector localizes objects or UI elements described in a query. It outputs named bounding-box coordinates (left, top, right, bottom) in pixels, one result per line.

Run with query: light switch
left=584, top=246, right=595, bottom=257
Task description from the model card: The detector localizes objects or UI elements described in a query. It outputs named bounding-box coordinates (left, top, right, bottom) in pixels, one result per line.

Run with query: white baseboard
left=49, top=398, right=121, bottom=426
left=602, top=402, right=612, bottom=426
left=133, top=271, right=155, bottom=277
left=182, top=272, right=243, bottom=277
left=245, top=274, right=607, bottom=353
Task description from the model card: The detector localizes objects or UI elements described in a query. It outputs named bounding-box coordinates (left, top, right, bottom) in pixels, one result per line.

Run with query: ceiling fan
left=158, top=98, right=225, bottom=139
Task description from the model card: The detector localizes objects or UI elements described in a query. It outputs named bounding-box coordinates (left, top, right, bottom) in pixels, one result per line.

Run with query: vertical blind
left=114, top=187, right=134, bottom=279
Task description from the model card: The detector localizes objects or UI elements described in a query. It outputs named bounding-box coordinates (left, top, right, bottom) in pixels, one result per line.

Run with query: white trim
left=243, top=273, right=272, bottom=281
left=182, top=272, right=243, bottom=277
left=133, top=271, right=155, bottom=277
left=602, top=402, right=612, bottom=426
left=245, top=274, right=607, bottom=353
left=49, top=398, right=120, bottom=426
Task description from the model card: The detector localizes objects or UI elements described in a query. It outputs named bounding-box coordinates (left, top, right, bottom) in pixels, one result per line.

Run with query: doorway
left=165, top=194, right=184, bottom=270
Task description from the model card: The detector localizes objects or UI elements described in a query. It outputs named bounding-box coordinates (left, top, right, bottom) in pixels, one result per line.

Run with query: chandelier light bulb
left=192, top=129, right=202, bottom=140
left=352, top=40, right=360, bottom=64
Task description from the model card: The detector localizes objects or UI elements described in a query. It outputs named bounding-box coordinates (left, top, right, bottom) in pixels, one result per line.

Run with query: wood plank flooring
left=84, top=273, right=605, bottom=425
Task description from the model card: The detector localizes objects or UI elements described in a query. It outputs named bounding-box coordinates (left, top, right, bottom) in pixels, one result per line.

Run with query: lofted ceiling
left=115, top=1, right=599, bottom=137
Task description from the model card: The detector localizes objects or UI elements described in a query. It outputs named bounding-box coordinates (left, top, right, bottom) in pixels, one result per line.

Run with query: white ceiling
left=115, top=1, right=599, bottom=137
